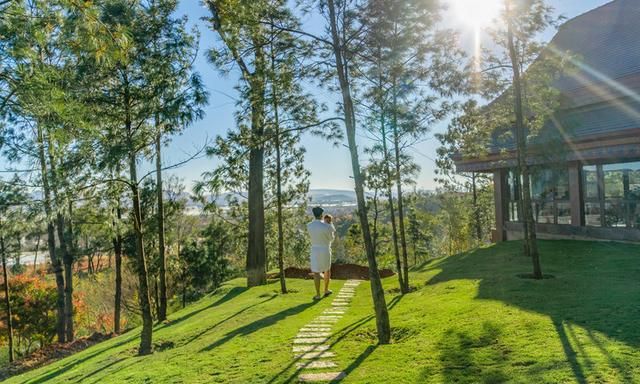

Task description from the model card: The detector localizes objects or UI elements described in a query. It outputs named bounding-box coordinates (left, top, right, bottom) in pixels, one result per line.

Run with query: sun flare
left=450, top=0, right=503, bottom=29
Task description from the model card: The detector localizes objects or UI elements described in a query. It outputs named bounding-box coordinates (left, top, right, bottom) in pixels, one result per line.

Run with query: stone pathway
left=294, top=280, right=362, bottom=383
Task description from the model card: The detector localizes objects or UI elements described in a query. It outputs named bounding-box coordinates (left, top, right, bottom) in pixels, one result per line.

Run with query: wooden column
left=493, top=169, right=507, bottom=242
left=568, top=162, right=584, bottom=226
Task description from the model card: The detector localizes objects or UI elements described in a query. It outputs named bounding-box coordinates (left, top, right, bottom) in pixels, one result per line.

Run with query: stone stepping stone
left=293, top=337, right=329, bottom=344
left=296, top=351, right=336, bottom=359
left=331, top=302, right=349, bottom=307
left=307, top=323, right=335, bottom=328
left=317, top=315, right=341, bottom=319
left=300, top=327, right=332, bottom=332
left=323, top=311, right=346, bottom=315
left=296, top=360, right=337, bottom=369
left=298, top=372, right=346, bottom=382
left=309, top=319, right=338, bottom=323
left=297, top=332, right=331, bottom=338
left=292, top=345, right=330, bottom=353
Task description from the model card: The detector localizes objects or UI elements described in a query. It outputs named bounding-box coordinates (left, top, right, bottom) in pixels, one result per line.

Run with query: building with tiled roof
left=455, top=0, right=640, bottom=242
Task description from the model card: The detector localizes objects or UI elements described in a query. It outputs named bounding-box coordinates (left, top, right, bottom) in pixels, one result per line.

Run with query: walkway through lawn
left=293, top=280, right=362, bottom=382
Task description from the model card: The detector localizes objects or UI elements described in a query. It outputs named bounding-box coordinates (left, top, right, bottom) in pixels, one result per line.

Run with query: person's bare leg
left=323, top=268, right=331, bottom=294
left=313, top=273, right=321, bottom=298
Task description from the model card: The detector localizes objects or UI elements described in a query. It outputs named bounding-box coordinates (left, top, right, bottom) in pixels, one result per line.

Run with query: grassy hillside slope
left=7, top=240, right=640, bottom=383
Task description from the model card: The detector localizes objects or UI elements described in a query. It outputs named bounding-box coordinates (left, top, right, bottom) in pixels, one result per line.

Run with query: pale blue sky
left=160, top=0, right=610, bottom=192
left=3, top=1, right=606, bottom=191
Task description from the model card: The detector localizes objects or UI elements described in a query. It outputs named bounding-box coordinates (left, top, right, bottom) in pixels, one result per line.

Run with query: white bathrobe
left=307, top=220, right=335, bottom=273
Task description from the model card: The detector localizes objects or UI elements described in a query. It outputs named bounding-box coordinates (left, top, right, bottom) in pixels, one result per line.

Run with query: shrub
left=1, top=274, right=57, bottom=355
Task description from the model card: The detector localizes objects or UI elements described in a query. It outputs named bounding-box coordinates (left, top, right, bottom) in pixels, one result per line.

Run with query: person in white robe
left=307, top=206, right=335, bottom=300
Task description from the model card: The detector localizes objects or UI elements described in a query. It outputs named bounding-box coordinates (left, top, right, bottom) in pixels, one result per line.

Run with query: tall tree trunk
left=124, top=73, right=153, bottom=355
left=113, top=197, right=123, bottom=334
left=1, top=236, right=14, bottom=363
left=155, top=130, right=168, bottom=321
left=36, top=123, right=65, bottom=343
left=376, top=54, right=404, bottom=292
left=207, top=4, right=267, bottom=288
left=270, top=36, right=287, bottom=294
left=327, top=0, right=390, bottom=344
left=128, top=151, right=154, bottom=354
left=57, top=212, right=74, bottom=341
left=506, top=3, right=542, bottom=279
left=391, top=85, right=410, bottom=292
left=381, top=117, right=404, bottom=293
left=47, top=140, right=74, bottom=342
left=246, top=41, right=267, bottom=287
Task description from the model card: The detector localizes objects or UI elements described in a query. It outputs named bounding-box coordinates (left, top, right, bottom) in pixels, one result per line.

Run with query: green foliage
left=179, top=221, right=231, bottom=302
left=2, top=274, right=57, bottom=356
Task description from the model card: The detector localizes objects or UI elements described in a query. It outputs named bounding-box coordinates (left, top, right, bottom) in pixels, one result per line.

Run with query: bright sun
left=450, top=0, right=503, bottom=29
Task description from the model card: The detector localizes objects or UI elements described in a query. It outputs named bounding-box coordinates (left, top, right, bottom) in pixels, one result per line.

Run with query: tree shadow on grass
left=425, top=321, right=508, bottom=384
left=200, top=301, right=318, bottom=352
left=555, top=321, right=587, bottom=384
left=178, top=294, right=277, bottom=347
left=26, top=335, right=139, bottom=384
left=423, top=240, right=640, bottom=382
left=162, top=286, right=249, bottom=328
left=337, top=345, right=377, bottom=382
left=70, top=357, right=128, bottom=383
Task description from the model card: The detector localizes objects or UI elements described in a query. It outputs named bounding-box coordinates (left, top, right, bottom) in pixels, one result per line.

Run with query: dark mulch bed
left=269, top=263, right=395, bottom=281
left=0, top=332, right=115, bottom=380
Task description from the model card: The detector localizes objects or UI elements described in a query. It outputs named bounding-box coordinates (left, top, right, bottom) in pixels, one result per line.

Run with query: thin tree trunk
left=472, top=172, right=482, bottom=241
left=33, top=233, right=40, bottom=273
left=327, top=0, right=390, bottom=344
left=506, top=3, right=542, bottom=279
left=391, top=84, right=410, bottom=292
left=381, top=117, right=404, bottom=293
left=376, top=53, right=404, bottom=293
left=124, top=72, right=153, bottom=354
left=270, top=32, right=287, bottom=294
left=155, top=129, right=168, bottom=321
left=14, top=236, right=20, bottom=267
left=128, top=151, right=154, bottom=354
left=36, top=123, right=65, bottom=343
left=112, top=201, right=123, bottom=334
left=154, top=277, right=160, bottom=319
left=1, top=236, right=14, bottom=363
left=371, top=189, right=379, bottom=257
left=46, top=130, right=74, bottom=341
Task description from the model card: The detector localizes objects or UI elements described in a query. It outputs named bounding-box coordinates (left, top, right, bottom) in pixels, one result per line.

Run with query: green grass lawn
left=6, top=240, right=640, bottom=383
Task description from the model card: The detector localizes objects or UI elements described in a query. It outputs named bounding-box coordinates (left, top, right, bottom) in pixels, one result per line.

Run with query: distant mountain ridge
left=199, top=189, right=359, bottom=208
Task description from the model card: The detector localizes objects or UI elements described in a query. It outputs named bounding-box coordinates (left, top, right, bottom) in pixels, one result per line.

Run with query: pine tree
left=481, top=0, right=567, bottom=278
left=358, top=0, right=464, bottom=292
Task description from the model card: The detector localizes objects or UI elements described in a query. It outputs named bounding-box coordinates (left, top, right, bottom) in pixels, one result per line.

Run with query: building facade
left=455, top=0, right=640, bottom=242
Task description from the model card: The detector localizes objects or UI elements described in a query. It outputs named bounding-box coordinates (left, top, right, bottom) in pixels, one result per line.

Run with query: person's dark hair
left=312, top=206, right=324, bottom=219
